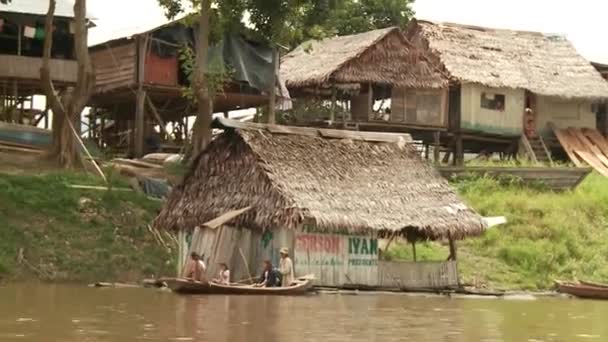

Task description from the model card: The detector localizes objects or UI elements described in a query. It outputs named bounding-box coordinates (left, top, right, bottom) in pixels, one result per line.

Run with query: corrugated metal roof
left=0, top=0, right=95, bottom=19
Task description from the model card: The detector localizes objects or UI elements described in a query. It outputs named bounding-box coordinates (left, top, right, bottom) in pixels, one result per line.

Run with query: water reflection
left=0, top=284, right=607, bottom=341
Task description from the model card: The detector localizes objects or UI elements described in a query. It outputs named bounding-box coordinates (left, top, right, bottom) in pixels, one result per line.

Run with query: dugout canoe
left=161, top=275, right=314, bottom=295
left=555, top=280, right=608, bottom=300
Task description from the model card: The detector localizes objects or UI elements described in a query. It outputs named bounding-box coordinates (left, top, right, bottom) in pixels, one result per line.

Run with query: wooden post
left=17, top=24, right=22, bottom=56
left=411, top=241, right=417, bottom=262
left=43, top=101, right=49, bottom=129
left=330, top=87, right=337, bottom=122
left=455, top=134, right=464, bottom=166
left=424, top=144, right=429, bottom=160
left=134, top=89, right=146, bottom=157
left=223, top=111, right=229, bottom=118
left=267, top=49, right=278, bottom=124
left=367, top=83, right=373, bottom=121
left=448, top=231, right=457, bottom=261
left=433, top=131, right=441, bottom=163
left=134, top=34, right=148, bottom=158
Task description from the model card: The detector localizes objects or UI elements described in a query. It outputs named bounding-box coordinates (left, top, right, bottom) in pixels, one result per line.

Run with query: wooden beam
left=134, top=88, right=146, bottom=157
left=145, top=94, right=168, bottom=137
left=433, top=131, right=441, bottom=163
left=266, top=49, right=278, bottom=124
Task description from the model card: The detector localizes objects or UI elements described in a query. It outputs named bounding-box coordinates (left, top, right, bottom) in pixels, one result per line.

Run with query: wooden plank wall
left=378, top=261, right=458, bottom=288
left=91, top=42, right=137, bottom=94
left=184, top=226, right=294, bottom=282
left=294, top=231, right=379, bottom=287
left=0, top=54, right=77, bottom=83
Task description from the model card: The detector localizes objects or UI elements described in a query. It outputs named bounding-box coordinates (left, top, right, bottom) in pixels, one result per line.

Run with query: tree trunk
left=190, top=0, right=213, bottom=161
left=41, top=0, right=95, bottom=168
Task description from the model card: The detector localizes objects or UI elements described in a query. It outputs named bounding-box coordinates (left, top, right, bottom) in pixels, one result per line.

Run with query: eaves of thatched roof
left=280, top=27, right=447, bottom=90
left=413, top=20, right=608, bottom=99
left=154, top=117, right=485, bottom=241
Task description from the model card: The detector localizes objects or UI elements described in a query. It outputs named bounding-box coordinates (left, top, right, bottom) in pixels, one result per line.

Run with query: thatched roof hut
left=280, top=27, right=446, bottom=92
left=154, top=117, right=485, bottom=241
left=408, top=20, right=608, bottom=99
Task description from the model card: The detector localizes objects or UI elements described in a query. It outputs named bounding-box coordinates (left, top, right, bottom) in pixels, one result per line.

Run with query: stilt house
left=154, top=117, right=486, bottom=289
left=281, top=20, right=608, bottom=167
left=0, top=0, right=93, bottom=125
left=88, top=19, right=276, bottom=156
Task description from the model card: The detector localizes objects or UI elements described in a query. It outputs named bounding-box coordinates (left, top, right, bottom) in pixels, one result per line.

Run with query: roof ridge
left=213, top=117, right=412, bottom=144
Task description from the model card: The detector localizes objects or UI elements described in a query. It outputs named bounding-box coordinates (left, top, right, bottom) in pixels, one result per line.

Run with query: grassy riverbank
left=387, top=172, right=608, bottom=290
left=0, top=171, right=176, bottom=283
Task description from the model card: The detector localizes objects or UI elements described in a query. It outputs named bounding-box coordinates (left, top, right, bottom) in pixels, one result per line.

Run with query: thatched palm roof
left=280, top=27, right=446, bottom=90
left=412, top=20, right=608, bottom=99
left=154, top=117, right=485, bottom=241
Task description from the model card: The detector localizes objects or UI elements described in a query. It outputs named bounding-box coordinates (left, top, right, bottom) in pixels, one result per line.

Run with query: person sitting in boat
left=279, top=247, right=295, bottom=287
left=212, top=262, right=230, bottom=285
left=184, top=252, right=207, bottom=282
left=255, top=260, right=280, bottom=287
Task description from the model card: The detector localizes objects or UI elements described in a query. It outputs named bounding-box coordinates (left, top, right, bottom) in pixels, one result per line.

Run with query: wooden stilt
left=433, top=131, right=441, bottom=163
left=411, top=241, right=417, bottom=262
left=267, top=49, right=278, bottom=124
left=134, top=89, right=146, bottom=158
left=424, top=144, right=429, bottom=160
left=455, top=134, right=464, bottom=166
left=448, top=231, right=457, bottom=261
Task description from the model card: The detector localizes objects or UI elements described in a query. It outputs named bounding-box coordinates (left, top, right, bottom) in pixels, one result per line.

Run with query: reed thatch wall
left=280, top=27, right=446, bottom=90
left=412, top=20, right=608, bottom=99
left=154, top=118, right=485, bottom=241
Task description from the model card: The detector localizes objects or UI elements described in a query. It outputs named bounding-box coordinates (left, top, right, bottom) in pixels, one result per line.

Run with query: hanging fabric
left=23, top=26, right=45, bottom=40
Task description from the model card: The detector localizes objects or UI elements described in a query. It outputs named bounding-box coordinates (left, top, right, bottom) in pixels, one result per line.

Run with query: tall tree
left=41, top=0, right=95, bottom=168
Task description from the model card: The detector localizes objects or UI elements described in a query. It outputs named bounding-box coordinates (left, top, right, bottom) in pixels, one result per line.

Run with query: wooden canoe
left=161, top=275, right=314, bottom=295
left=555, top=281, right=608, bottom=300
left=580, top=280, right=608, bottom=289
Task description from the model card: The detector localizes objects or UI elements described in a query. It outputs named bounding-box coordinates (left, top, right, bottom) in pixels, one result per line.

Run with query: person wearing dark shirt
left=254, top=260, right=280, bottom=287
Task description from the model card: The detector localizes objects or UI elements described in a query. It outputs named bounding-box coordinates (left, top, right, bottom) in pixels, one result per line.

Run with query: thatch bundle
left=154, top=117, right=485, bottom=241
left=412, top=20, right=608, bottom=99
left=280, top=27, right=446, bottom=91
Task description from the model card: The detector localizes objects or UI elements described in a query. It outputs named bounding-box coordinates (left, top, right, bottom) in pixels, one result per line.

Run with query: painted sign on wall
left=295, top=232, right=378, bottom=286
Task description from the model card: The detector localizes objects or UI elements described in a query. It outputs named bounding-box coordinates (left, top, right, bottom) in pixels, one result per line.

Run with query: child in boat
left=213, top=262, right=230, bottom=285
left=254, top=260, right=280, bottom=287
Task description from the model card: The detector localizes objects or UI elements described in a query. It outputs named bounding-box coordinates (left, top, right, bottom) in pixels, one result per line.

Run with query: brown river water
left=1, top=283, right=606, bottom=342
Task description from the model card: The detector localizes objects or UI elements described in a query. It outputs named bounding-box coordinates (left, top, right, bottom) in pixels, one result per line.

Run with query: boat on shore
left=580, top=280, right=608, bottom=288
left=555, top=280, right=608, bottom=300
left=161, top=275, right=315, bottom=295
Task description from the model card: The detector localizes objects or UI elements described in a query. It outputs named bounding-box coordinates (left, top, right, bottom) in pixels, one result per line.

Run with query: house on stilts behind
left=153, top=117, right=486, bottom=289
left=281, top=20, right=608, bottom=173
left=87, top=17, right=278, bottom=157
left=0, top=0, right=94, bottom=127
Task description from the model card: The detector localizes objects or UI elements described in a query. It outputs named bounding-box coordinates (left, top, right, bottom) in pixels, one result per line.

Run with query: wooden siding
left=180, top=226, right=294, bottom=282
left=294, top=231, right=378, bottom=287
left=391, top=88, right=447, bottom=127
left=0, top=54, right=77, bottom=83
left=91, top=42, right=136, bottom=94
left=378, top=261, right=458, bottom=288
left=438, top=166, right=591, bottom=191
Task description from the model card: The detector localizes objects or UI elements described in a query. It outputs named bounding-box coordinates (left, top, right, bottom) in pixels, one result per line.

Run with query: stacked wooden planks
left=553, top=126, right=608, bottom=177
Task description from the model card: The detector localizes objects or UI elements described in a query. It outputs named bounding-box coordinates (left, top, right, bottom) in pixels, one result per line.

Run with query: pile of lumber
left=553, top=126, right=608, bottom=177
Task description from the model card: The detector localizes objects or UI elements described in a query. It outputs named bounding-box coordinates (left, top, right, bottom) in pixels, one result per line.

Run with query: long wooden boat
left=555, top=280, right=608, bottom=300
left=580, top=280, right=608, bottom=289
left=161, top=275, right=314, bottom=295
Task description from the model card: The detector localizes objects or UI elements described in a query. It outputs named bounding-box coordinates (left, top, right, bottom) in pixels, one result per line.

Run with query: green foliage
left=458, top=172, right=608, bottom=290
left=386, top=172, right=608, bottom=290
left=0, top=172, right=176, bottom=282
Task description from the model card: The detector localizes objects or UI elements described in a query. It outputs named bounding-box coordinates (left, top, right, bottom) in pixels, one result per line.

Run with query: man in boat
left=183, top=252, right=207, bottom=282
left=279, top=247, right=295, bottom=287
left=254, top=260, right=280, bottom=287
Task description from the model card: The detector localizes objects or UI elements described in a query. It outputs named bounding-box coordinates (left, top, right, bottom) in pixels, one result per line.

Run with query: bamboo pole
left=238, top=247, right=253, bottom=283
left=66, top=116, right=107, bottom=182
